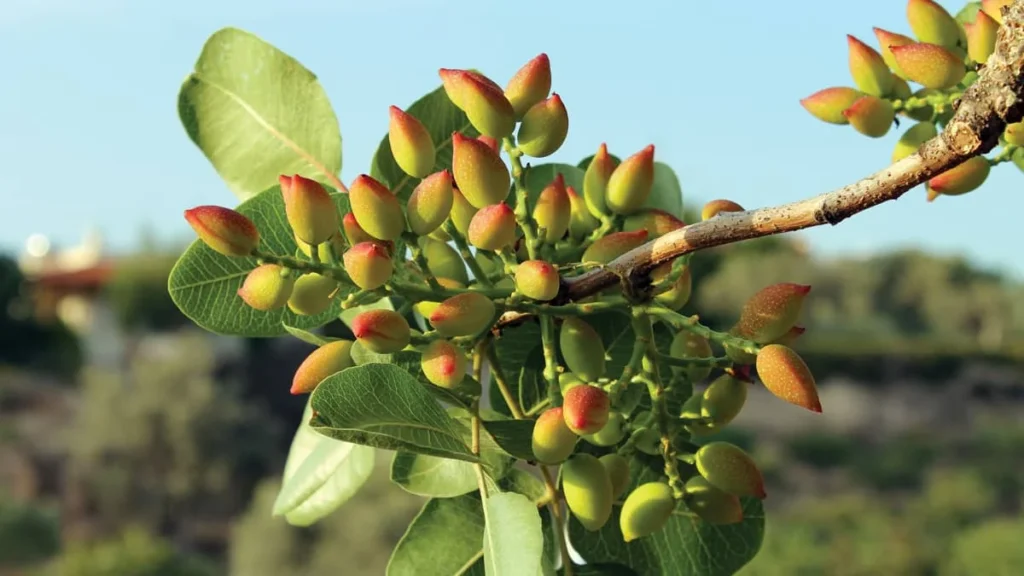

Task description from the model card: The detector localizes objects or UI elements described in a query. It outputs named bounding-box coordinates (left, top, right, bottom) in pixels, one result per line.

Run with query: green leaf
left=168, top=185, right=353, bottom=337
left=272, top=400, right=375, bottom=527
left=647, top=162, right=684, bottom=217
left=178, top=27, right=342, bottom=201
left=370, top=85, right=480, bottom=203
left=282, top=324, right=335, bottom=346
left=503, top=468, right=548, bottom=503
left=387, top=495, right=487, bottom=576
left=481, top=418, right=537, bottom=462
left=490, top=322, right=548, bottom=417
left=568, top=459, right=765, bottom=576
left=391, top=451, right=479, bottom=499
left=349, top=340, right=480, bottom=410
left=483, top=492, right=545, bottom=575
left=309, top=363, right=477, bottom=462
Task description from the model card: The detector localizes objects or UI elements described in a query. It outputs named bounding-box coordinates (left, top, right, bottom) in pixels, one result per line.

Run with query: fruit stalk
left=540, top=315, right=560, bottom=405
left=502, top=137, right=542, bottom=260
left=442, top=220, right=494, bottom=287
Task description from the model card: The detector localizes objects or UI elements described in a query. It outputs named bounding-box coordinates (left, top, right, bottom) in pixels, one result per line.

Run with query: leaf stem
left=540, top=316, right=560, bottom=407
left=484, top=343, right=526, bottom=420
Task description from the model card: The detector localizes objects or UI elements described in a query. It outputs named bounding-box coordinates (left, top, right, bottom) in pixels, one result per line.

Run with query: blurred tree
left=44, top=527, right=218, bottom=576
left=0, top=254, right=82, bottom=378
left=941, top=517, right=1024, bottom=576
left=105, top=251, right=188, bottom=333
left=68, top=333, right=281, bottom=550
left=0, top=496, right=61, bottom=567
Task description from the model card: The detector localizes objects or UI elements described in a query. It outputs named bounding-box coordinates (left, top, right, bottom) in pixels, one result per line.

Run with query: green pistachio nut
left=701, top=374, right=748, bottom=427
left=533, top=173, right=571, bottom=243
left=286, top=273, right=339, bottom=316
left=559, top=317, right=607, bottom=382
left=890, top=43, right=966, bottom=89
left=183, top=205, right=260, bottom=258
left=451, top=132, right=511, bottom=209
left=418, top=237, right=470, bottom=286
left=561, top=454, right=614, bottom=531
left=450, top=187, right=478, bottom=237
left=873, top=27, right=915, bottom=79
left=566, top=185, right=599, bottom=240
left=290, top=339, right=355, bottom=395
left=420, top=339, right=467, bottom=389
left=388, top=105, right=436, bottom=178
left=600, top=453, right=631, bottom=500
left=559, top=372, right=583, bottom=395
left=350, top=309, right=411, bottom=354
left=280, top=174, right=339, bottom=246
left=517, top=93, right=569, bottom=158
left=733, top=283, right=811, bottom=344
left=619, top=482, right=676, bottom=542
left=842, top=95, right=895, bottom=138
left=428, top=292, right=497, bottom=337
left=623, top=208, right=685, bottom=239
left=683, top=476, right=744, bottom=525
left=669, top=331, right=714, bottom=382
left=892, top=121, right=938, bottom=163
left=343, top=241, right=394, bottom=291
left=695, top=441, right=767, bottom=499
left=651, top=264, right=692, bottom=310
left=581, top=230, right=649, bottom=265
left=412, top=277, right=464, bottom=319
left=237, top=264, right=294, bottom=311
left=799, top=87, right=862, bottom=125
left=349, top=174, right=405, bottom=241
left=439, top=68, right=516, bottom=138
left=531, top=407, right=578, bottom=464
left=583, top=143, right=617, bottom=218
left=926, top=156, right=991, bottom=200
left=965, top=10, right=999, bottom=63
left=907, top=0, right=962, bottom=48
left=605, top=144, right=655, bottom=215
left=504, top=53, right=552, bottom=119
left=583, top=411, right=626, bottom=447
left=847, top=35, right=895, bottom=97
left=406, top=170, right=454, bottom=236
left=467, top=203, right=517, bottom=251
left=515, top=259, right=561, bottom=301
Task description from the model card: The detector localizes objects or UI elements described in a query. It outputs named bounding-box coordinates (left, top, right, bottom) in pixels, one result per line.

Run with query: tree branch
left=528, top=2, right=1024, bottom=309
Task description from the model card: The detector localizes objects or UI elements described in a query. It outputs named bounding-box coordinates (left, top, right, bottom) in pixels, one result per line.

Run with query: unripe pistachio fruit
left=350, top=309, right=411, bottom=354
left=438, top=68, right=516, bottom=138
left=412, top=277, right=465, bottom=320
left=683, top=476, right=743, bottom=525
left=406, top=170, right=454, bottom=236
left=296, top=231, right=345, bottom=262
left=756, top=344, right=822, bottom=413
left=1005, top=121, right=1024, bottom=147
left=600, top=453, right=631, bottom=499
left=515, top=260, right=560, bottom=301
left=619, top=482, right=676, bottom=542
left=843, top=95, right=895, bottom=138
left=559, top=317, right=607, bottom=382
left=623, top=209, right=685, bottom=238
left=847, top=34, right=894, bottom=97
left=605, top=145, right=655, bottom=215
left=583, top=411, right=627, bottom=447
left=349, top=174, right=404, bottom=241
left=287, top=273, right=339, bottom=316
left=184, top=205, right=260, bottom=257
left=566, top=185, right=599, bottom=240
left=449, top=187, right=478, bottom=237
left=428, top=292, right=496, bottom=337
left=964, top=10, right=999, bottom=64
left=451, top=132, right=511, bottom=209
left=533, top=174, right=571, bottom=243
left=418, top=237, right=470, bottom=286
left=505, top=53, right=552, bottom=119
left=531, top=407, right=578, bottom=465
left=420, top=339, right=467, bottom=389
left=701, top=374, right=748, bottom=427
left=733, top=283, right=811, bottom=344
left=892, top=122, right=938, bottom=163
left=343, top=212, right=373, bottom=246
left=561, top=384, right=610, bottom=435
left=467, top=203, right=517, bottom=251
left=517, top=93, right=569, bottom=158
left=890, top=43, right=966, bottom=89
left=581, top=230, right=649, bottom=265
left=559, top=372, right=583, bottom=395
left=873, top=27, right=916, bottom=79
left=695, top=442, right=767, bottom=499
left=799, top=87, right=862, bottom=125
left=343, top=242, right=394, bottom=290
left=926, top=156, right=991, bottom=200
left=583, top=143, right=617, bottom=218
left=279, top=174, right=339, bottom=247
left=388, top=105, right=436, bottom=178
left=650, top=264, right=692, bottom=310
left=561, top=454, right=614, bottom=531
left=291, top=340, right=355, bottom=395
left=701, top=199, right=745, bottom=221
left=907, top=0, right=961, bottom=48
left=669, top=331, right=714, bottom=382
left=982, top=0, right=1013, bottom=24
left=238, top=264, right=294, bottom=311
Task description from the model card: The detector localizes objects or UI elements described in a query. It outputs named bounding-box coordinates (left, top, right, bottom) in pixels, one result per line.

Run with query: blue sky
left=2, top=0, right=1020, bottom=278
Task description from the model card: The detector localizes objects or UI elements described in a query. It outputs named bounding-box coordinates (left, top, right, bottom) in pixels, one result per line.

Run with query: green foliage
left=482, top=492, right=545, bottom=575
left=0, top=498, right=60, bottom=566
left=168, top=184, right=353, bottom=337
left=178, top=27, right=342, bottom=201
left=47, top=528, right=218, bottom=576
left=106, top=251, right=188, bottom=332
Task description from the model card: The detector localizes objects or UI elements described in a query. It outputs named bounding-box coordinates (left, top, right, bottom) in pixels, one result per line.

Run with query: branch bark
left=536, top=2, right=1024, bottom=310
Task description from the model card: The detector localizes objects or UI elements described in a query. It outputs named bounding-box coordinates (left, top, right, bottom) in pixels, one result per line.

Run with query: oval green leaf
left=167, top=185, right=353, bottom=337
left=483, top=492, right=545, bottom=576
left=178, top=27, right=342, bottom=201
left=391, top=451, right=479, bottom=499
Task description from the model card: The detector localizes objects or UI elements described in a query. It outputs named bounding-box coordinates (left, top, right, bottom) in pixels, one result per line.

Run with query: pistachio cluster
left=801, top=0, right=1020, bottom=202
left=183, top=51, right=824, bottom=545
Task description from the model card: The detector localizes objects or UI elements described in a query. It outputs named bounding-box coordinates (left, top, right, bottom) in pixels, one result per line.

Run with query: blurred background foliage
left=2, top=229, right=1023, bottom=575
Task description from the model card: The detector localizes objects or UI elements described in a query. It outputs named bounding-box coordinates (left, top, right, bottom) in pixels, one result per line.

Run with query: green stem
left=640, top=342, right=684, bottom=498
left=503, top=137, right=541, bottom=261
left=484, top=343, right=526, bottom=419
left=608, top=310, right=654, bottom=399
left=390, top=280, right=513, bottom=302
left=443, top=221, right=494, bottom=287
left=990, top=144, right=1020, bottom=165
left=404, top=233, right=443, bottom=291
left=254, top=250, right=353, bottom=285
left=643, top=305, right=760, bottom=356
left=656, top=354, right=733, bottom=369
left=540, top=316, right=560, bottom=406
left=503, top=298, right=629, bottom=317
left=541, top=465, right=574, bottom=576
